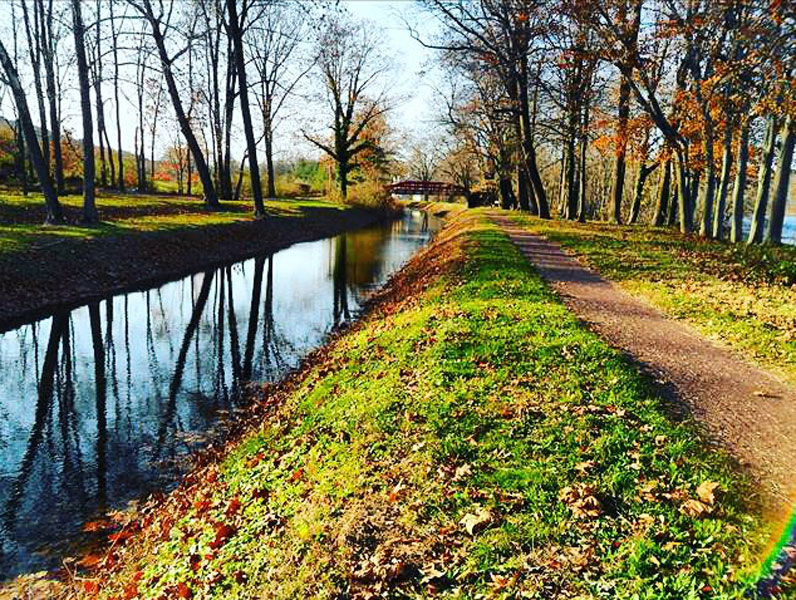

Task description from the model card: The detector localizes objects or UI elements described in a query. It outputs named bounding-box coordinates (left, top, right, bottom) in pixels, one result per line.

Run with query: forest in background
left=0, top=0, right=794, bottom=245
left=409, top=0, right=796, bottom=245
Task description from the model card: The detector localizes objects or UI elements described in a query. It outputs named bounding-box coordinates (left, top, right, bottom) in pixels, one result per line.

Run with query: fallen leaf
left=454, top=464, right=473, bottom=481
left=696, top=481, right=720, bottom=505
left=209, top=523, right=236, bottom=549
left=681, top=498, right=711, bottom=517
left=177, top=582, right=192, bottom=599
left=460, top=506, right=493, bottom=535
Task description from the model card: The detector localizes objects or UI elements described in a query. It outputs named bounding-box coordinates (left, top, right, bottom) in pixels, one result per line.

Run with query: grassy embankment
left=0, top=191, right=342, bottom=256
left=75, top=211, right=780, bottom=599
left=511, top=216, right=796, bottom=385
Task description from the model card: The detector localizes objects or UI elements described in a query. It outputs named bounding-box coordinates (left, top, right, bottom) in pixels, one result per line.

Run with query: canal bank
left=0, top=199, right=397, bottom=332
left=0, top=208, right=444, bottom=587
left=37, top=208, right=784, bottom=600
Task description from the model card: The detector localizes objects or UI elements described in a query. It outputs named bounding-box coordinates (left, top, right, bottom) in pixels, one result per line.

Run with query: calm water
left=741, top=215, right=796, bottom=244
left=0, top=210, right=440, bottom=581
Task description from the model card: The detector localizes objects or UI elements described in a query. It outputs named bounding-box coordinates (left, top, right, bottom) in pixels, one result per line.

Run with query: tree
left=226, top=0, right=266, bottom=217
left=127, top=0, right=221, bottom=209
left=411, top=0, right=552, bottom=217
left=72, top=0, right=97, bottom=223
left=0, top=38, right=62, bottom=222
left=304, top=16, right=391, bottom=200
left=250, top=2, right=311, bottom=199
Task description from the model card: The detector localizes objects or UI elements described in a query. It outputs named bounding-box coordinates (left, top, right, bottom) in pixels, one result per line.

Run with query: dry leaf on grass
left=559, top=485, right=602, bottom=519
left=460, top=506, right=493, bottom=535
left=681, top=498, right=712, bottom=517
left=696, top=481, right=721, bottom=505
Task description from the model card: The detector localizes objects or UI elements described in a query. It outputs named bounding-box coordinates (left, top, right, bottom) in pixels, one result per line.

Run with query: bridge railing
left=385, top=180, right=466, bottom=197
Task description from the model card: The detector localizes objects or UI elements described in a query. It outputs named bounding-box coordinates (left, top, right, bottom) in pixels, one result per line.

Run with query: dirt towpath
left=492, top=214, right=796, bottom=514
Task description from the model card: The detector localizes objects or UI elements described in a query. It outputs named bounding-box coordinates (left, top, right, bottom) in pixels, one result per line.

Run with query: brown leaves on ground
left=559, top=484, right=602, bottom=519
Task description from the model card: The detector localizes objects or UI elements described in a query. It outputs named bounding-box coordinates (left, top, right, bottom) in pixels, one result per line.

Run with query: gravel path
left=492, top=215, right=796, bottom=513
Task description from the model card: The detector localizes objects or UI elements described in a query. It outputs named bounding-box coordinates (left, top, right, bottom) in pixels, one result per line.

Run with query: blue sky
left=345, top=1, right=440, bottom=143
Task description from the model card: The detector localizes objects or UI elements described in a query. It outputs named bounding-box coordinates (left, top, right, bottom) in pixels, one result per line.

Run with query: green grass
left=0, top=192, right=348, bottom=255
left=89, top=215, right=774, bottom=599
left=511, top=216, right=796, bottom=385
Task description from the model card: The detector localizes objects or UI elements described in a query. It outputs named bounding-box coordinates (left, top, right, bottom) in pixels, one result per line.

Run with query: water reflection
left=0, top=210, right=439, bottom=581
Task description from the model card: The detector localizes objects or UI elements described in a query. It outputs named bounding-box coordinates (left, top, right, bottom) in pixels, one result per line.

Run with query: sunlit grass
left=0, top=192, right=349, bottom=256
left=85, top=214, right=772, bottom=599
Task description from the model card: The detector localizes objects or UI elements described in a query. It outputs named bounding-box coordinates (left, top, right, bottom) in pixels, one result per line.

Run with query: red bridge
left=385, top=180, right=466, bottom=197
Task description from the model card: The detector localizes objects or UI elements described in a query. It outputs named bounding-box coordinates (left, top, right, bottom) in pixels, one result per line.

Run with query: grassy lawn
left=80, top=213, right=775, bottom=599
left=510, top=216, right=796, bottom=385
left=0, top=191, right=345, bottom=255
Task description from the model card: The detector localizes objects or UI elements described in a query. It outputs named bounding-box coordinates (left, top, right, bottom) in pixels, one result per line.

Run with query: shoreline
left=0, top=204, right=455, bottom=595
left=0, top=203, right=395, bottom=333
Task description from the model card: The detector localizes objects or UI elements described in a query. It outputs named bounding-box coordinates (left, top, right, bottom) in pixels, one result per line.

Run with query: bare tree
left=0, top=38, right=62, bottom=222
left=127, top=0, right=221, bottom=209
left=71, top=0, right=98, bottom=223
left=226, top=0, right=265, bottom=216
left=304, top=16, right=391, bottom=200
left=250, top=2, right=311, bottom=199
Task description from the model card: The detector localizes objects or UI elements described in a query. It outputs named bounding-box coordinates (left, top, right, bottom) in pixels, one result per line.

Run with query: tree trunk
left=220, top=43, right=236, bottom=200
left=499, top=176, right=515, bottom=210
left=610, top=74, right=631, bottom=224
left=138, top=0, right=219, bottom=209
left=72, top=0, right=97, bottom=223
left=630, top=163, right=657, bottom=224
left=0, top=38, right=61, bottom=222
left=40, top=0, right=63, bottom=194
left=14, top=117, right=29, bottom=195
left=713, top=119, right=734, bottom=240
left=265, top=128, right=276, bottom=198
left=697, top=122, right=716, bottom=237
left=227, top=0, right=266, bottom=217
left=111, top=1, right=124, bottom=191
left=667, top=174, right=678, bottom=227
left=20, top=0, right=50, bottom=175
left=565, top=136, right=577, bottom=220
left=519, top=54, right=546, bottom=217
left=652, top=159, right=671, bottom=226
left=764, top=116, right=795, bottom=245
left=729, top=118, right=751, bottom=243
left=94, top=0, right=109, bottom=192
left=674, top=149, right=692, bottom=233
left=103, top=120, right=116, bottom=186
left=748, top=115, right=778, bottom=244
left=558, top=149, right=567, bottom=217
left=577, top=110, right=588, bottom=223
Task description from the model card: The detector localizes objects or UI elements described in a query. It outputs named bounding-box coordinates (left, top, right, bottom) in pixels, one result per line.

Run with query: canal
left=0, top=209, right=440, bottom=581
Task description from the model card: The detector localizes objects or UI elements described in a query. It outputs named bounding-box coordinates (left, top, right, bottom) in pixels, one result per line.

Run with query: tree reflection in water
left=0, top=210, right=438, bottom=579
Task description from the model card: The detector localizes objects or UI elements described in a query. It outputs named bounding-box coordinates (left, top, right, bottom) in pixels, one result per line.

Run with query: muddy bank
left=0, top=204, right=392, bottom=332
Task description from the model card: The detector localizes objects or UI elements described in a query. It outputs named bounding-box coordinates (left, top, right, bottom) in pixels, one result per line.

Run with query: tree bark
left=747, top=115, right=778, bottom=244
left=0, top=38, right=62, bottom=222
left=72, top=0, right=97, bottom=223
left=729, top=118, right=751, bottom=243
left=712, top=118, right=734, bottom=240
left=610, top=73, right=631, bottom=225
left=227, top=0, right=266, bottom=217
left=652, top=159, right=671, bottom=226
left=39, top=0, right=64, bottom=194
left=697, top=122, right=716, bottom=237
left=764, top=116, right=795, bottom=245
